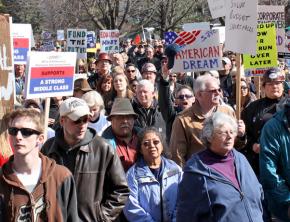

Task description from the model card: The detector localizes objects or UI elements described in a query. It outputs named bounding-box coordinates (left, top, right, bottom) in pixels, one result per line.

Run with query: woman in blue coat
left=176, top=112, right=263, bottom=222
left=124, top=127, right=182, bottom=222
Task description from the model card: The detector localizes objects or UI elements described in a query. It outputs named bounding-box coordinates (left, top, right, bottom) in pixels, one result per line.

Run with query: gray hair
left=193, top=74, right=220, bottom=95
left=137, top=79, right=154, bottom=92
left=82, top=91, right=105, bottom=111
left=201, top=112, right=238, bottom=146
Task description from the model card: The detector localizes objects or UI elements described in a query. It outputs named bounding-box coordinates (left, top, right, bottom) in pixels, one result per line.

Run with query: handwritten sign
left=67, top=29, right=87, bottom=59
left=258, top=5, right=285, bottom=56
left=243, top=23, right=277, bottom=69
left=100, top=30, right=120, bottom=53
left=172, top=30, right=223, bottom=72
left=12, top=24, right=32, bottom=65
left=0, top=15, right=14, bottom=117
left=207, top=0, right=226, bottom=19
left=225, top=0, right=258, bottom=54
left=25, top=52, right=77, bottom=99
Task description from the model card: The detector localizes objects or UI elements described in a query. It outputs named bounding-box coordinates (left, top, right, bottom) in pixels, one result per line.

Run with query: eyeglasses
left=142, top=140, right=160, bottom=147
left=241, top=86, right=248, bottom=90
left=177, top=94, right=193, bottom=100
left=73, top=116, right=89, bottom=125
left=265, top=81, right=283, bottom=86
left=8, top=127, right=41, bottom=137
left=127, top=69, right=136, bottom=73
left=201, top=88, right=222, bottom=94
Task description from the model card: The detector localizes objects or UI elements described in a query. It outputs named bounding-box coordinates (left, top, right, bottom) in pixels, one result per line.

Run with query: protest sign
left=12, top=23, right=32, bottom=65
left=67, top=29, right=87, bottom=59
left=243, top=23, right=277, bottom=70
left=57, top=30, right=65, bottom=41
left=258, top=5, right=285, bottom=56
left=25, top=51, right=77, bottom=99
left=212, top=26, right=225, bottom=43
left=171, top=29, right=223, bottom=73
left=87, top=31, right=96, bottom=48
left=225, top=0, right=258, bottom=54
left=284, top=28, right=290, bottom=58
left=100, top=30, right=120, bottom=53
left=0, top=14, right=14, bottom=117
left=207, top=0, right=226, bottom=19
left=182, top=22, right=210, bottom=31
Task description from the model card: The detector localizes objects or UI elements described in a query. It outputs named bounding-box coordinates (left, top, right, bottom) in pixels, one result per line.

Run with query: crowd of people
left=1, top=38, right=290, bottom=221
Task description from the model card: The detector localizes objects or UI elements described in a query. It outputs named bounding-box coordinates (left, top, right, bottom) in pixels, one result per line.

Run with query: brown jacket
left=169, top=102, right=237, bottom=167
left=0, top=153, right=78, bottom=222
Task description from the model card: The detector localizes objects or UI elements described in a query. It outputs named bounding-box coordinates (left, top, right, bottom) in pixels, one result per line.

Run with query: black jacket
left=42, top=127, right=129, bottom=222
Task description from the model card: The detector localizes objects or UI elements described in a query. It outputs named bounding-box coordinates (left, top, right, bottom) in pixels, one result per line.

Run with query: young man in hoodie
left=0, top=108, right=78, bottom=221
left=42, top=97, right=129, bottom=221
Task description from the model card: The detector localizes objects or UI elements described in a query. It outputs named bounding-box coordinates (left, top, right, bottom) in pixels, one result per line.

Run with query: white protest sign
left=225, top=0, right=258, bottom=54
left=67, top=29, right=87, bottom=59
left=212, top=26, right=225, bottom=43
left=172, top=29, right=223, bottom=72
left=100, top=30, right=120, bottom=53
left=25, top=51, right=77, bottom=99
left=258, top=5, right=285, bottom=55
left=57, top=30, right=65, bottom=41
left=207, top=0, right=226, bottom=19
left=182, top=22, right=210, bottom=31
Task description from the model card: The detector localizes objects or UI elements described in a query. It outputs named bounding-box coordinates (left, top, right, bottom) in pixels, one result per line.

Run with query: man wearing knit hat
left=42, top=97, right=129, bottom=221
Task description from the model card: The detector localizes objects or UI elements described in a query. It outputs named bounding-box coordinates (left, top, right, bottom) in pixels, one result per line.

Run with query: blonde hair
left=0, top=113, right=13, bottom=158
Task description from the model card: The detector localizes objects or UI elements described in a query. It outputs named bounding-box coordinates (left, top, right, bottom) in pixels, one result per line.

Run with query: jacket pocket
left=95, top=201, right=106, bottom=222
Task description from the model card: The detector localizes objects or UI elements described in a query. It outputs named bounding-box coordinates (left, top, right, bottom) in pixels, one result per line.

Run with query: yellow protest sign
left=243, top=23, right=277, bottom=69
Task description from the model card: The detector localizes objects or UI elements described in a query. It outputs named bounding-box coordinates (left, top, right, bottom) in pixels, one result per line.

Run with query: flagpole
left=235, top=53, right=242, bottom=119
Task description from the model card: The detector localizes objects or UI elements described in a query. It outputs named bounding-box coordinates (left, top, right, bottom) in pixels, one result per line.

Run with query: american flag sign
left=164, top=30, right=201, bottom=46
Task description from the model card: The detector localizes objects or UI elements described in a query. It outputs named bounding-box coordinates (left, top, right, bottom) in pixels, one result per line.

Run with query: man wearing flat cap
left=102, top=98, right=140, bottom=172
left=42, top=97, right=129, bottom=221
left=241, top=67, right=286, bottom=176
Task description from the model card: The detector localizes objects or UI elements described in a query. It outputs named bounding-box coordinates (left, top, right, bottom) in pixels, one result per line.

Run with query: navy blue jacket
left=176, top=149, right=263, bottom=222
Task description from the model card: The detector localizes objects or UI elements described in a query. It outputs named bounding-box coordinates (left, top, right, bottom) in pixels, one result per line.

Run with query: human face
left=61, top=115, right=89, bottom=145
left=15, top=64, right=25, bottom=77
left=136, top=85, right=154, bottom=108
left=9, top=116, right=43, bottom=157
left=146, top=48, right=154, bottom=60
left=113, top=75, right=127, bottom=92
left=240, top=81, right=249, bottom=97
left=126, top=66, right=136, bottom=81
left=169, top=73, right=177, bottom=83
left=101, top=80, right=112, bottom=92
left=97, top=60, right=111, bottom=74
left=142, top=71, right=156, bottom=84
left=111, top=115, right=135, bottom=139
left=175, top=88, right=195, bottom=110
left=89, top=105, right=101, bottom=121
left=210, top=123, right=237, bottom=156
left=140, top=132, right=163, bottom=164
left=264, top=81, right=284, bottom=99
left=197, top=81, right=221, bottom=107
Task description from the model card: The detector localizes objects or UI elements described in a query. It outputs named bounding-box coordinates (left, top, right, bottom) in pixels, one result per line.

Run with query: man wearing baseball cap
left=42, top=97, right=129, bottom=221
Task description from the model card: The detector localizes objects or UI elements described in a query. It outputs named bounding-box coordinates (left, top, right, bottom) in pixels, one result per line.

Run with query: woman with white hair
left=176, top=112, right=263, bottom=222
left=82, top=90, right=111, bottom=136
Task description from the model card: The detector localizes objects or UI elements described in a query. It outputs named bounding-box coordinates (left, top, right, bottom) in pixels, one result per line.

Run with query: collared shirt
left=115, top=135, right=138, bottom=172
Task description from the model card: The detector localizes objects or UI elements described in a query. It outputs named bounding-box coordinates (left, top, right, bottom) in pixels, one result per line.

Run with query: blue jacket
left=124, top=156, right=182, bottom=222
left=260, top=108, right=290, bottom=221
left=176, top=149, right=263, bottom=222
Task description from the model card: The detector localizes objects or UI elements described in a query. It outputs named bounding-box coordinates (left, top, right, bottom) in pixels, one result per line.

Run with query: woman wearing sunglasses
left=124, top=127, right=182, bottom=222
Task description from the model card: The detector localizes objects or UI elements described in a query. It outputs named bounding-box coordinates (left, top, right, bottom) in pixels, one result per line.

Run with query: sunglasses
left=127, top=70, right=136, bottom=73
left=73, top=116, right=89, bottom=125
left=177, top=94, right=193, bottom=100
left=142, top=140, right=160, bottom=147
left=8, top=127, right=41, bottom=137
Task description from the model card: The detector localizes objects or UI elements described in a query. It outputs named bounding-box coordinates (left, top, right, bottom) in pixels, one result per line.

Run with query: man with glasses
left=137, top=45, right=161, bottom=73
left=170, top=74, right=246, bottom=167
left=125, top=63, right=142, bottom=84
left=0, top=108, right=78, bottom=221
left=42, top=97, right=129, bottom=221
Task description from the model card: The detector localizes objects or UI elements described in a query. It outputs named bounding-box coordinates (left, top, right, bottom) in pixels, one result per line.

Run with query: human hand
left=252, top=143, right=260, bottom=154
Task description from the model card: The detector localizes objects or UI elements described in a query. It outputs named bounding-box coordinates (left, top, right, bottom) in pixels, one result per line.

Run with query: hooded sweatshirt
left=0, top=153, right=78, bottom=222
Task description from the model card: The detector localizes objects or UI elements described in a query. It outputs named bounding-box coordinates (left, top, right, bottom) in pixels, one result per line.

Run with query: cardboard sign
left=258, top=5, right=285, bottom=55
left=57, top=30, right=65, bottom=41
left=100, top=30, right=120, bottom=53
left=87, top=31, right=96, bottom=48
left=0, top=15, right=14, bottom=117
left=225, top=0, right=258, bottom=54
left=67, top=29, right=87, bottom=59
left=172, top=29, right=223, bottom=72
left=12, top=23, right=32, bottom=65
left=243, top=23, right=277, bottom=69
left=25, top=52, right=77, bottom=99
left=207, top=0, right=226, bottom=19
